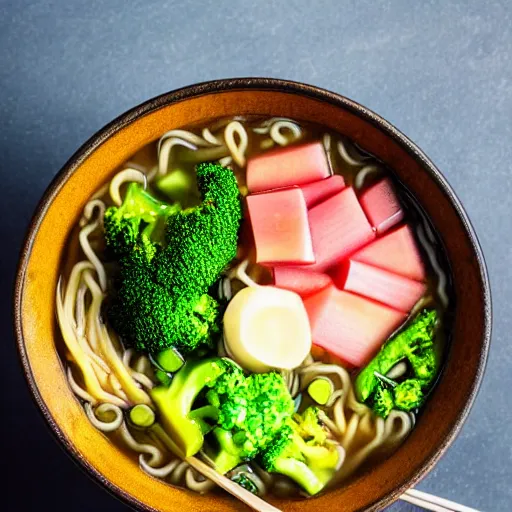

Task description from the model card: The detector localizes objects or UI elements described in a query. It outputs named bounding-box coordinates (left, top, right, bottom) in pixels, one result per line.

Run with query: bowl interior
left=15, top=81, right=490, bottom=512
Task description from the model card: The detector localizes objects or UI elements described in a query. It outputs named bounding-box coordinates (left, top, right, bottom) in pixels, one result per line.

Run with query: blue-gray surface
left=1, top=1, right=510, bottom=511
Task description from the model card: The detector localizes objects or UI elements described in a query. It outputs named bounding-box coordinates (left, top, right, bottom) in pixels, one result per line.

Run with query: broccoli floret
left=393, top=379, right=424, bottom=411
left=259, top=407, right=340, bottom=496
left=205, top=371, right=295, bottom=474
left=204, top=362, right=246, bottom=408
left=373, top=387, right=395, bottom=418
left=354, top=310, right=439, bottom=418
left=151, top=358, right=294, bottom=467
left=104, top=182, right=179, bottom=260
left=150, top=358, right=229, bottom=457
left=105, top=163, right=242, bottom=354
left=158, top=162, right=242, bottom=297
left=108, top=284, right=220, bottom=354
left=355, top=309, right=438, bottom=400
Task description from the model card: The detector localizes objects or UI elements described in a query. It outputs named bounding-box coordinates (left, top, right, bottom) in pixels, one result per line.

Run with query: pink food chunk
left=300, top=175, right=346, bottom=208
left=304, top=286, right=406, bottom=367
left=306, top=187, right=375, bottom=272
left=331, top=260, right=426, bottom=312
left=359, top=178, right=404, bottom=235
left=352, top=224, right=426, bottom=281
left=247, top=142, right=330, bottom=193
left=246, top=188, right=315, bottom=265
left=272, top=267, right=332, bottom=298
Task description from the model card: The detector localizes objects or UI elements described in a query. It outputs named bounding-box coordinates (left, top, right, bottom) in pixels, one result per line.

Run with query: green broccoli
left=108, top=268, right=221, bottom=354
left=105, top=162, right=242, bottom=355
left=204, top=370, right=295, bottom=474
left=157, top=162, right=243, bottom=297
left=259, top=407, right=340, bottom=496
left=373, top=387, right=395, bottom=418
left=150, top=358, right=294, bottom=467
left=104, top=182, right=180, bottom=260
left=150, top=358, right=228, bottom=457
left=355, top=309, right=440, bottom=418
left=393, top=380, right=424, bottom=411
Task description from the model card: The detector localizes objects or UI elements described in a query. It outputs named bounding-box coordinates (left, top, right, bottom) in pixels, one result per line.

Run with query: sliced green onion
left=307, top=378, right=333, bottom=405
left=154, top=369, right=172, bottom=386
left=129, top=404, right=156, bottom=428
left=155, top=347, right=184, bottom=373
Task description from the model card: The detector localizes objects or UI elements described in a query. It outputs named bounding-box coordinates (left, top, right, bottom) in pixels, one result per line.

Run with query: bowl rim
left=13, top=77, right=492, bottom=512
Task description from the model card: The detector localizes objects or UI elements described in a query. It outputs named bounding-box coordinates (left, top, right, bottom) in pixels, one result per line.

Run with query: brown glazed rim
left=14, top=78, right=491, bottom=511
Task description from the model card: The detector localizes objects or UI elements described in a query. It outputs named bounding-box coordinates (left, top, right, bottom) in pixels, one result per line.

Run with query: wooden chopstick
left=152, top=423, right=281, bottom=512
left=401, top=488, right=481, bottom=512
left=186, top=456, right=281, bottom=512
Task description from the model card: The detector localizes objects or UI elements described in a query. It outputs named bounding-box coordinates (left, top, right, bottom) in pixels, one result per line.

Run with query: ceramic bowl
left=14, top=78, right=491, bottom=511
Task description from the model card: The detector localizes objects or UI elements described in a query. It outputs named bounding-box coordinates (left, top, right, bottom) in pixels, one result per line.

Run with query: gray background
left=1, top=1, right=511, bottom=511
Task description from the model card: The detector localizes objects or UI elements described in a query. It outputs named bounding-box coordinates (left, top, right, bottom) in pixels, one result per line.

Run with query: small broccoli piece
left=293, top=407, right=330, bottom=446
left=204, top=370, right=295, bottom=474
left=373, top=387, right=395, bottom=418
left=355, top=309, right=438, bottom=402
left=206, top=427, right=248, bottom=475
left=355, top=310, right=440, bottom=419
left=259, top=407, right=339, bottom=496
left=104, top=182, right=179, bottom=260
left=105, top=163, right=242, bottom=355
left=150, top=358, right=229, bottom=457
left=408, top=337, right=437, bottom=385
left=393, top=380, right=424, bottom=411
left=204, top=361, right=246, bottom=408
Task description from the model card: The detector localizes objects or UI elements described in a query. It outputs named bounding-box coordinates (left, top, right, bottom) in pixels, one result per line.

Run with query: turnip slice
left=359, top=178, right=404, bottom=235
left=304, top=286, right=406, bottom=367
left=332, top=260, right=427, bottom=312
left=352, top=224, right=426, bottom=281
left=246, top=188, right=315, bottom=265
left=272, top=267, right=332, bottom=298
left=306, top=187, right=375, bottom=272
left=246, top=142, right=330, bottom=193
left=300, top=175, right=346, bottom=208
left=223, top=286, right=312, bottom=373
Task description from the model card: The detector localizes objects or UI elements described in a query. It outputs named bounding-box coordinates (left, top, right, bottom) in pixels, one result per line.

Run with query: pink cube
left=272, top=267, right=332, bottom=298
left=247, top=142, right=331, bottom=193
left=352, top=224, right=426, bottom=281
left=300, top=175, right=346, bottom=208
left=306, top=187, right=375, bottom=272
left=304, top=286, right=406, bottom=367
left=246, top=188, right=315, bottom=265
left=359, top=178, right=404, bottom=235
left=331, top=259, right=426, bottom=312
